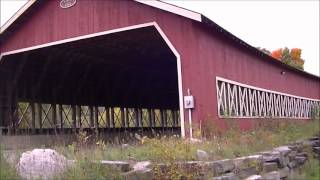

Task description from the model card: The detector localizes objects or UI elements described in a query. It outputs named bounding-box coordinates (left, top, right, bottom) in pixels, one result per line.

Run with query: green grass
left=0, top=146, right=20, bottom=180
left=1, top=116, right=319, bottom=179
left=57, top=117, right=320, bottom=162
left=289, top=156, right=320, bottom=180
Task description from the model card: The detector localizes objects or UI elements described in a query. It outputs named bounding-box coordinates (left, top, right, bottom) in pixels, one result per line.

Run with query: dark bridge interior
left=0, top=26, right=180, bottom=134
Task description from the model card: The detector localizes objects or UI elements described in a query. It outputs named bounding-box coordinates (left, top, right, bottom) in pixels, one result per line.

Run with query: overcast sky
left=1, top=0, right=319, bottom=76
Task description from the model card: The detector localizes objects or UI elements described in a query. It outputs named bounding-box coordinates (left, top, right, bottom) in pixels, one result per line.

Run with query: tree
left=269, top=47, right=305, bottom=70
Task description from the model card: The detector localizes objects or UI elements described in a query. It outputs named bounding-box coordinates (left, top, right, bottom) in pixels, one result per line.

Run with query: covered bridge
left=0, top=0, right=319, bottom=137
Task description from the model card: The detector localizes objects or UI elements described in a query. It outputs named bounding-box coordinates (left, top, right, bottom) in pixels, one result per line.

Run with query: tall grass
left=0, top=146, right=20, bottom=180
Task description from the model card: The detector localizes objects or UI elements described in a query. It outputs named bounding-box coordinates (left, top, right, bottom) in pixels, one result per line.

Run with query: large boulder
left=16, top=149, right=68, bottom=180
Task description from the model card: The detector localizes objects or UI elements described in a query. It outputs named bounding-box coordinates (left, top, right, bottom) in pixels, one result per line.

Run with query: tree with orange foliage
left=271, top=48, right=283, bottom=60
left=269, top=47, right=305, bottom=70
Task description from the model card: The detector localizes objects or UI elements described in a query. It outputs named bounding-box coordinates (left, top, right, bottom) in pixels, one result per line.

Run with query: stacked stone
left=14, top=136, right=320, bottom=180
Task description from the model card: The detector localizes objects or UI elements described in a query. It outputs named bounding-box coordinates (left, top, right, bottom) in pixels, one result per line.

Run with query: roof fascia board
left=0, top=0, right=37, bottom=34
left=134, top=0, right=202, bottom=22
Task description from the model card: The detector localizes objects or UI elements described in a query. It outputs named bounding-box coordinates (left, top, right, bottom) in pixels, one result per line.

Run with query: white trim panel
left=0, top=0, right=37, bottom=34
left=1, top=22, right=154, bottom=58
left=135, top=0, right=202, bottom=22
left=216, top=76, right=320, bottom=119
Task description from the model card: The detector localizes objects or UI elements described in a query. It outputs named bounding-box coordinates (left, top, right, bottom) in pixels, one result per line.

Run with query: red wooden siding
left=1, top=0, right=319, bottom=131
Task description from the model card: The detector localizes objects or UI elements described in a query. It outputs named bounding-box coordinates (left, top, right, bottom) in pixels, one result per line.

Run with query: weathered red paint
left=1, top=0, right=319, bottom=132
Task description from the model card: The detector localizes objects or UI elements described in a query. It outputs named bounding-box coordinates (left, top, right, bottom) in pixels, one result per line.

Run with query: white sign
left=60, top=0, right=77, bottom=9
left=184, top=95, right=194, bottom=109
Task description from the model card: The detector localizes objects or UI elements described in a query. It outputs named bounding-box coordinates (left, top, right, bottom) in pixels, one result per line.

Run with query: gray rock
left=197, top=149, right=209, bottom=160
left=313, top=147, right=320, bottom=154
left=16, top=149, right=68, bottom=180
left=262, top=171, right=280, bottom=180
left=134, top=133, right=142, bottom=140
left=288, top=150, right=297, bottom=161
left=287, top=161, right=298, bottom=169
left=296, top=152, right=308, bottom=159
left=262, top=162, right=278, bottom=173
left=295, top=156, right=307, bottom=165
left=259, top=151, right=280, bottom=163
left=278, top=167, right=290, bottom=178
left=204, top=159, right=235, bottom=175
left=271, top=147, right=292, bottom=168
left=190, top=138, right=203, bottom=144
left=233, top=155, right=263, bottom=170
left=100, top=160, right=131, bottom=172
left=132, top=161, right=151, bottom=171
left=238, top=167, right=259, bottom=179
left=211, top=172, right=239, bottom=180
left=245, top=175, right=262, bottom=180
left=273, top=146, right=291, bottom=156
left=121, top=144, right=130, bottom=149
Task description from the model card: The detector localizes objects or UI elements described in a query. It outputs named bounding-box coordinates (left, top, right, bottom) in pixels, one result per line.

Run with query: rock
left=273, top=146, right=291, bottom=156
left=296, top=152, right=308, bottom=157
left=245, top=175, right=262, bottom=180
left=134, top=133, right=142, bottom=140
left=197, top=149, right=209, bottom=160
left=287, top=161, right=298, bottom=169
left=273, top=146, right=291, bottom=155
left=121, top=144, right=130, bottom=149
left=233, top=155, right=263, bottom=170
left=211, top=172, right=239, bottom=180
left=278, top=167, right=290, bottom=178
left=190, top=138, right=203, bottom=143
left=262, top=162, right=278, bottom=173
left=100, top=160, right=131, bottom=172
left=313, top=147, right=320, bottom=154
left=288, top=150, right=297, bottom=161
left=259, top=151, right=280, bottom=163
left=262, top=171, right=280, bottom=180
left=238, top=167, right=259, bottom=179
left=16, top=149, right=68, bottom=180
left=204, top=159, right=235, bottom=175
left=311, top=140, right=320, bottom=147
left=295, top=156, right=307, bottom=165
left=272, top=147, right=291, bottom=168
left=132, top=161, right=151, bottom=171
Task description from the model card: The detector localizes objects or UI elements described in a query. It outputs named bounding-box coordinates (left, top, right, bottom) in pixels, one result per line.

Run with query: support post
left=120, top=107, right=125, bottom=128
left=52, top=104, right=57, bottom=133
left=105, top=107, right=110, bottom=128
left=59, top=104, right=63, bottom=131
left=31, top=102, right=36, bottom=134
left=110, top=107, right=115, bottom=128
left=135, top=108, right=139, bottom=127
left=38, top=103, right=42, bottom=134
left=89, top=106, right=94, bottom=128
left=72, top=105, right=76, bottom=132
left=94, top=106, right=99, bottom=132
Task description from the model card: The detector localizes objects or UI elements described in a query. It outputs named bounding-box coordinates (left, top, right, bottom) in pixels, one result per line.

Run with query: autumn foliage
left=271, top=48, right=283, bottom=60
left=269, top=47, right=305, bottom=70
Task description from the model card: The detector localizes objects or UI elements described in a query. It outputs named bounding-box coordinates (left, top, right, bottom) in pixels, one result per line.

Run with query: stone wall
left=121, top=136, right=320, bottom=180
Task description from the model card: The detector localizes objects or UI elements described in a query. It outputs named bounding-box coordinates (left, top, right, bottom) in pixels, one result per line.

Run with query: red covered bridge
left=0, top=0, right=319, bottom=138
